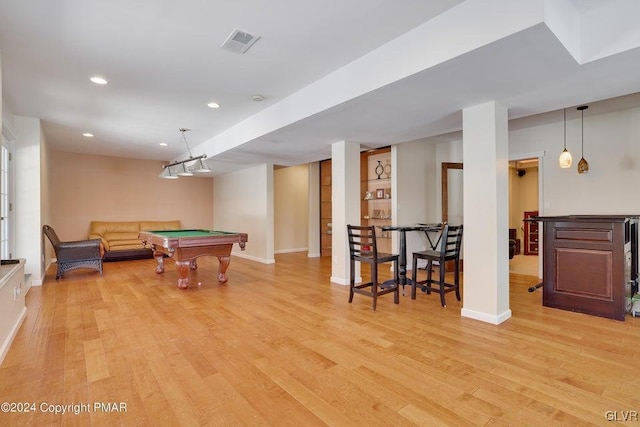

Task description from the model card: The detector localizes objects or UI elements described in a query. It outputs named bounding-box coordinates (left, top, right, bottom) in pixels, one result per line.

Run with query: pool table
left=139, top=229, right=248, bottom=289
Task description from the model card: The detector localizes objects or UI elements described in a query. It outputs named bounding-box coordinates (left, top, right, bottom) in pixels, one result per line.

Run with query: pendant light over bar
left=159, top=128, right=211, bottom=179
left=558, top=108, right=572, bottom=168
left=576, top=106, right=589, bottom=174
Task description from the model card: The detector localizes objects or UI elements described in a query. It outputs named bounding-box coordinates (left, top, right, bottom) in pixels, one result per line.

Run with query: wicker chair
left=42, top=225, right=103, bottom=279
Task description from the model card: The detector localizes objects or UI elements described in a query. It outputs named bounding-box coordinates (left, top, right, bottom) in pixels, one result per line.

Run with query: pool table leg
left=175, top=260, right=191, bottom=289
left=217, top=256, right=230, bottom=283
left=153, top=252, right=165, bottom=274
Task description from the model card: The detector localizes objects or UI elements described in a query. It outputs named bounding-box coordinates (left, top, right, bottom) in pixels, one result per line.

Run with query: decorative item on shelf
left=375, top=160, right=384, bottom=179
left=384, top=192, right=390, bottom=199
left=159, top=128, right=211, bottom=179
left=558, top=108, right=572, bottom=168
left=577, top=105, right=589, bottom=174
left=372, top=209, right=381, bottom=219
left=364, top=191, right=374, bottom=200
left=384, top=160, right=391, bottom=178
left=376, top=188, right=384, bottom=199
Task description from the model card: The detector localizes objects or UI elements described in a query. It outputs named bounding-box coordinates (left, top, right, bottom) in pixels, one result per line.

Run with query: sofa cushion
left=104, top=232, right=140, bottom=242
left=90, top=221, right=140, bottom=235
left=109, top=241, right=146, bottom=250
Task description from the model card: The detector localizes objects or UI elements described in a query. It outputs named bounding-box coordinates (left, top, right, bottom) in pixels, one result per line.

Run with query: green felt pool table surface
left=147, top=229, right=240, bottom=238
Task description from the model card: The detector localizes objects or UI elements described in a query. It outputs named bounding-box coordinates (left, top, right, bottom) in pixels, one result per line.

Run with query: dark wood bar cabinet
left=531, top=215, right=638, bottom=321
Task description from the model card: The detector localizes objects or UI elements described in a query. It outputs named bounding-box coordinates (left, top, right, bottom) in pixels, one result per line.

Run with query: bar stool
left=411, top=224, right=463, bottom=307
left=347, top=224, right=399, bottom=310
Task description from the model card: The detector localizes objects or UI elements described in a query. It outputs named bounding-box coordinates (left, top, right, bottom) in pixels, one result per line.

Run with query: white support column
left=460, top=101, right=511, bottom=324
left=330, top=141, right=361, bottom=285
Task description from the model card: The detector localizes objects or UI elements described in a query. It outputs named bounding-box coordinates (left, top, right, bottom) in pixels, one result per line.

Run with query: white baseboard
left=274, top=248, right=308, bottom=254
left=330, top=277, right=349, bottom=286
left=331, top=276, right=360, bottom=286
left=232, top=252, right=275, bottom=264
left=461, top=307, right=512, bottom=325
left=307, top=253, right=321, bottom=258
left=0, top=307, right=27, bottom=366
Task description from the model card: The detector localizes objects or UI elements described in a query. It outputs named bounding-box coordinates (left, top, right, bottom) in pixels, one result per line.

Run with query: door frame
left=441, top=162, right=463, bottom=224
left=1, top=121, right=16, bottom=260
left=509, top=151, right=545, bottom=278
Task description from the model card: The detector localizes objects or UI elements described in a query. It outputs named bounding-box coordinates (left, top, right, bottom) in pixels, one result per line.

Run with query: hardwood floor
left=1, top=253, right=640, bottom=426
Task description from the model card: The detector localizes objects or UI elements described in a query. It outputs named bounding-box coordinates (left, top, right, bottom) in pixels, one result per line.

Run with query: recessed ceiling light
left=90, top=76, right=108, bottom=85
left=252, top=94, right=264, bottom=102
left=159, top=142, right=168, bottom=147
left=83, top=133, right=94, bottom=137
left=207, top=102, right=220, bottom=109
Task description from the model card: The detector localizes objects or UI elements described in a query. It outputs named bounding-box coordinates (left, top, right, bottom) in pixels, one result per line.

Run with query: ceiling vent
left=221, top=29, right=261, bottom=54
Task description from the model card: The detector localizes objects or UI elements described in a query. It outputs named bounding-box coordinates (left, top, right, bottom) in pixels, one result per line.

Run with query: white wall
left=14, top=117, right=45, bottom=284
left=39, top=123, right=51, bottom=284
left=509, top=95, right=640, bottom=215
left=274, top=164, right=309, bottom=253
left=330, top=141, right=360, bottom=285
left=214, top=164, right=274, bottom=264
left=394, top=139, right=438, bottom=262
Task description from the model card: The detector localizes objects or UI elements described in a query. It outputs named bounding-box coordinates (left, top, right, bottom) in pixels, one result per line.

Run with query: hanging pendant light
left=558, top=108, right=572, bottom=168
left=159, top=128, right=209, bottom=179
left=189, top=158, right=212, bottom=173
left=158, top=165, right=178, bottom=179
left=177, top=162, right=194, bottom=177
left=577, top=105, right=589, bottom=174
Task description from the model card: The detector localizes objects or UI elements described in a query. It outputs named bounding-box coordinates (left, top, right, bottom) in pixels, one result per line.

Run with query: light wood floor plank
left=1, top=253, right=640, bottom=425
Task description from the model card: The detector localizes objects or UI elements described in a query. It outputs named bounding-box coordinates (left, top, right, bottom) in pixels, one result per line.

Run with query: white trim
left=307, top=252, right=321, bottom=258
left=0, top=307, right=26, bottom=366
left=330, top=276, right=349, bottom=285
left=331, top=275, right=361, bottom=286
left=232, top=252, right=275, bottom=264
left=508, top=150, right=545, bottom=162
left=274, top=247, right=308, bottom=254
left=461, top=307, right=512, bottom=324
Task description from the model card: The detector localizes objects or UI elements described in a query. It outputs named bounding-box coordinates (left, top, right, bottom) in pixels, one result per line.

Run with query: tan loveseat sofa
left=89, top=220, right=181, bottom=261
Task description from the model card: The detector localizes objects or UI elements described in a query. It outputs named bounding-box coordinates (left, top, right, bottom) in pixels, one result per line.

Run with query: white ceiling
left=1, top=0, right=640, bottom=176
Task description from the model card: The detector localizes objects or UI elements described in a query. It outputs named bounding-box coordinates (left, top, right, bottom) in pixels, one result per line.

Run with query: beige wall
left=274, top=164, right=309, bottom=253
left=50, top=151, right=213, bottom=240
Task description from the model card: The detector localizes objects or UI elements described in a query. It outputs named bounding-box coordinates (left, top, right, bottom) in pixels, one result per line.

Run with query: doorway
left=508, top=158, right=539, bottom=276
